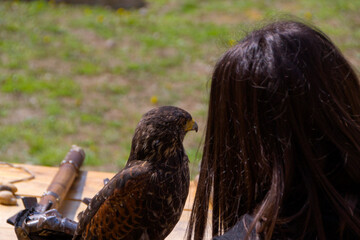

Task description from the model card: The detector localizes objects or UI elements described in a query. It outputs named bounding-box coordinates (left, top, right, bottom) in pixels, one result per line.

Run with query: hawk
left=73, top=106, right=198, bottom=240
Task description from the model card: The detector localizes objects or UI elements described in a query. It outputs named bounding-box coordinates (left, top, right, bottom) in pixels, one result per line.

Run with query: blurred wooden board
left=0, top=163, right=198, bottom=240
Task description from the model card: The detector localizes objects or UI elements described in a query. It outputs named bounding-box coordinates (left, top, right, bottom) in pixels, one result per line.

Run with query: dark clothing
left=212, top=214, right=258, bottom=240
left=211, top=211, right=358, bottom=240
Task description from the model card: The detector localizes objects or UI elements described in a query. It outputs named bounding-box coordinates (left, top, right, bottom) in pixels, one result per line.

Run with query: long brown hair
left=187, top=20, right=360, bottom=239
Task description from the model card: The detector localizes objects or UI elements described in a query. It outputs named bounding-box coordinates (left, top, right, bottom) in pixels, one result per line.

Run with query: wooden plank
left=167, top=210, right=191, bottom=239
left=0, top=164, right=114, bottom=200
left=0, top=226, right=17, bottom=240
left=67, top=170, right=115, bottom=201
left=0, top=164, right=56, bottom=198
left=0, top=203, right=26, bottom=229
left=167, top=209, right=213, bottom=240
left=0, top=164, right=197, bottom=209
left=0, top=164, right=201, bottom=240
left=1, top=212, right=204, bottom=240
left=1, top=197, right=200, bottom=240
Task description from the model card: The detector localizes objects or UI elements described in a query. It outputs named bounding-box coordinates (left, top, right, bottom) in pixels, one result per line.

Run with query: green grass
left=0, top=0, right=359, bottom=176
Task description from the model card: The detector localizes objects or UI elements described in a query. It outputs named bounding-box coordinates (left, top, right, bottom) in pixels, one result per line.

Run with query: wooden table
left=0, top=164, right=203, bottom=240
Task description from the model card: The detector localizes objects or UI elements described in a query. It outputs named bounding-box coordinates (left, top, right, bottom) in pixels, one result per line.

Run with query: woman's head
left=188, top=20, right=360, bottom=240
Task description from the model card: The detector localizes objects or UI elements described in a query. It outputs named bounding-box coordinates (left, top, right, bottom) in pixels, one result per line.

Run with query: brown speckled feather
left=73, top=106, right=196, bottom=240
left=73, top=161, right=153, bottom=240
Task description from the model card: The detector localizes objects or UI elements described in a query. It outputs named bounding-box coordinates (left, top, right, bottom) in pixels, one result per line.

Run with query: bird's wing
left=73, top=161, right=152, bottom=240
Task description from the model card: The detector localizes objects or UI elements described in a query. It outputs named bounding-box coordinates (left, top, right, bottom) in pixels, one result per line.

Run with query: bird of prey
left=73, top=106, right=198, bottom=240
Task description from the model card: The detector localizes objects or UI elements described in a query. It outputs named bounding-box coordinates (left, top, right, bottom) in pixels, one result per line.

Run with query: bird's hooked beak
left=185, top=119, right=198, bottom=132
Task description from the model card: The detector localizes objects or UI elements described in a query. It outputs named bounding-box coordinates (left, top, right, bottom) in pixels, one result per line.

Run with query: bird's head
left=129, top=106, right=198, bottom=161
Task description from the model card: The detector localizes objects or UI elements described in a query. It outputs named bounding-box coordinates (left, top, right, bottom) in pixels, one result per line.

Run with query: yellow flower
left=76, top=98, right=82, bottom=107
left=43, top=35, right=51, bottom=43
left=90, top=145, right=98, bottom=153
left=84, top=8, right=92, bottom=15
left=304, top=12, right=312, bottom=20
left=117, top=8, right=129, bottom=16
left=228, top=39, right=237, bottom=47
left=150, top=96, right=158, bottom=105
left=97, top=15, right=104, bottom=23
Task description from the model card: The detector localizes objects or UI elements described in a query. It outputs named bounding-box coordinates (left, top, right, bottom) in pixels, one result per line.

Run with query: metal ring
left=42, top=191, right=60, bottom=203
left=60, top=159, right=79, bottom=170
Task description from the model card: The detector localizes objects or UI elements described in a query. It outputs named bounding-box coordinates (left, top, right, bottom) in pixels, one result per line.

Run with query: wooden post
left=37, top=145, right=85, bottom=212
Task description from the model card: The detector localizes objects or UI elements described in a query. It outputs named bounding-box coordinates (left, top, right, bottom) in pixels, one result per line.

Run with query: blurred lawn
left=0, top=0, right=359, bottom=176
